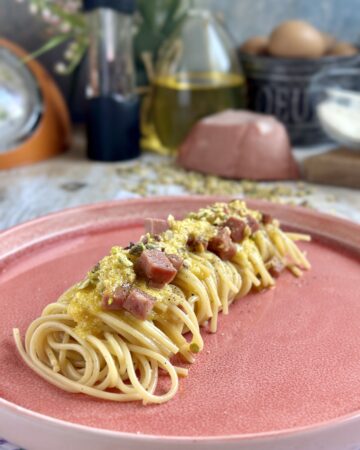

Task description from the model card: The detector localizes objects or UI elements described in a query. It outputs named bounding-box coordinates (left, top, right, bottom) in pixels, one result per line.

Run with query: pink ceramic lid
left=0, top=196, right=360, bottom=439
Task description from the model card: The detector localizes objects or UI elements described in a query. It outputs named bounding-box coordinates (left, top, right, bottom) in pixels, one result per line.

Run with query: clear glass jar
left=142, top=8, right=246, bottom=155
left=310, top=67, right=360, bottom=150
left=86, top=8, right=136, bottom=99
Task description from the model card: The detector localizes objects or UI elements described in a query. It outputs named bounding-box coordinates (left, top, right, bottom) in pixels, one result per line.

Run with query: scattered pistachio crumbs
left=115, top=156, right=316, bottom=206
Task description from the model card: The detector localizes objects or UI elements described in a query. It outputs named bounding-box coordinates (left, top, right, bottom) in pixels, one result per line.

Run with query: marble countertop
left=0, top=138, right=359, bottom=450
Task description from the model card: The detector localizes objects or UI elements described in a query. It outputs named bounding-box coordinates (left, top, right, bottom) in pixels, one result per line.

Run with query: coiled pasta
left=14, top=201, right=310, bottom=404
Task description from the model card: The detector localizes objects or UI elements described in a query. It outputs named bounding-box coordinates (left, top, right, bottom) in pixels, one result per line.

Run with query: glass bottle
left=84, top=0, right=140, bottom=161
left=142, top=8, right=246, bottom=155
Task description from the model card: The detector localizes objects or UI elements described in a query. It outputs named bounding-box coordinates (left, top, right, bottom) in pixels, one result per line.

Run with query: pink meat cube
left=123, top=287, right=156, bottom=320
left=208, top=227, right=237, bottom=260
left=135, top=249, right=177, bottom=286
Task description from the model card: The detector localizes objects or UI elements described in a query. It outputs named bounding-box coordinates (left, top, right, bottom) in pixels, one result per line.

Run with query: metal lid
left=83, top=0, right=136, bottom=14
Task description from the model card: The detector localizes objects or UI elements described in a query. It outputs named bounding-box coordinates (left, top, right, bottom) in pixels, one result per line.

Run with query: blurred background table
left=0, top=130, right=359, bottom=232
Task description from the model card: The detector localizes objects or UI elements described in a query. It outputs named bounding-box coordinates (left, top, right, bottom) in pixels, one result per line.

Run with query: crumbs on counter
left=60, top=181, right=88, bottom=192
left=114, top=158, right=315, bottom=205
left=325, top=194, right=337, bottom=202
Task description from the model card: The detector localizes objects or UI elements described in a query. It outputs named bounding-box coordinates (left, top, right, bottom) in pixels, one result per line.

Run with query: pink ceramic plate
left=0, top=196, right=360, bottom=450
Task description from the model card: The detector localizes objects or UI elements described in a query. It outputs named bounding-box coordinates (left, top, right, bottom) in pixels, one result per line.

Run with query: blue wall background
left=206, top=0, right=360, bottom=44
left=1, top=0, right=360, bottom=104
left=2, top=0, right=360, bottom=53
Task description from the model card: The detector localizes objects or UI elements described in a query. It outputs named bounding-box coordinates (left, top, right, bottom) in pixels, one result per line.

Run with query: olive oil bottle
left=151, top=72, right=245, bottom=152
left=141, top=9, right=246, bottom=155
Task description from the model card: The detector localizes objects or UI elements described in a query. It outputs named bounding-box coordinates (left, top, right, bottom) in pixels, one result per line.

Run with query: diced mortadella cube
left=135, top=249, right=177, bottom=286
left=208, top=227, right=237, bottom=261
left=144, top=218, right=169, bottom=235
left=166, top=253, right=183, bottom=271
left=262, top=213, right=273, bottom=225
left=224, top=216, right=246, bottom=242
left=246, top=215, right=260, bottom=233
left=187, top=234, right=208, bottom=252
left=102, top=284, right=131, bottom=310
left=123, top=287, right=156, bottom=320
left=269, top=257, right=285, bottom=278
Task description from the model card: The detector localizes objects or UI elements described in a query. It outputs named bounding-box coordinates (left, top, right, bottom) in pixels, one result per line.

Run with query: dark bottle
left=83, top=0, right=140, bottom=161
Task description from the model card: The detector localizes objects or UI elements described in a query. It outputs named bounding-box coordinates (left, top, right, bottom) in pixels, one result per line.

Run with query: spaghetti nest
left=14, top=201, right=310, bottom=404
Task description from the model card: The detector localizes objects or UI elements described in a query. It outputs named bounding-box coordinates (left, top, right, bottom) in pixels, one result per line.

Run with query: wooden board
left=303, top=148, right=360, bottom=188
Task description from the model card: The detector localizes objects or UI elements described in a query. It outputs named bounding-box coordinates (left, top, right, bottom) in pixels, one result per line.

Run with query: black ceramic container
left=239, top=51, right=360, bottom=146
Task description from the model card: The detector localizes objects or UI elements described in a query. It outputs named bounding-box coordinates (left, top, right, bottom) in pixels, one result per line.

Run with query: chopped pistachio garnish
left=145, top=243, right=159, bottom=250
left=77, top=278, right=92, bottom=290
left=189, top=342, right=200, bottom=353
left=129, top=243, right=146, bottom=256
left=117, top=253, right=133, bottom=267
left=113, top=156, right=316, bottom=206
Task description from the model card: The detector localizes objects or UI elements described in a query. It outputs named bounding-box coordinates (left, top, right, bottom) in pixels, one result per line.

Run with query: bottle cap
left=83, top=0, right=136, bottom=14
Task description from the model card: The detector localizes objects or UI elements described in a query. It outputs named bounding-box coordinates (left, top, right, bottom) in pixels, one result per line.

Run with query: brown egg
left=330, top=41, right=358, bottom=56
left=240, top=36, right=269, bottom=55
left=268, top=20, right=327, bottom=58
left=322, top=32, right=336, bottom=53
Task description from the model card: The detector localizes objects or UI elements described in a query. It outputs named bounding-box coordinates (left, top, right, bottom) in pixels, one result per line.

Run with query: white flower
left=47, top=15, right=60, bottom=26
left=54, top=62, right=67, bottom=74
left=42, top=8, right=52, bottom=20
left=29, top=3, right=38, bottom=14
left=64, top=47, right=74, bottom=60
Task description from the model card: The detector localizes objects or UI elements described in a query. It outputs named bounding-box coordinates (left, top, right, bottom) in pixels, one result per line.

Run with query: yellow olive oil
left=142, top=72, right=246, bottom=154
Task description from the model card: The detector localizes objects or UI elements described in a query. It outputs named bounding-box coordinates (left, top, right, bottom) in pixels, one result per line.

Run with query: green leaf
left=23, top=33, right=72, bottom=62
left=136, top=0, right=158, bottom=30
left=161, top=11, right=186, bottom=39
left=61, top=44, right=87, bottom=75
left=135, top=0, right=189, bottom=57
left=160, top=0, right=183, bottom=34
left=49, top=4, right=86, bottom=30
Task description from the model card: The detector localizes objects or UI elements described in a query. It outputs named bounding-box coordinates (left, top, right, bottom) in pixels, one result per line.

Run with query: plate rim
left=2, top=394, right=360, bottom=443
left=1, top=195, right=360, bottom=442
